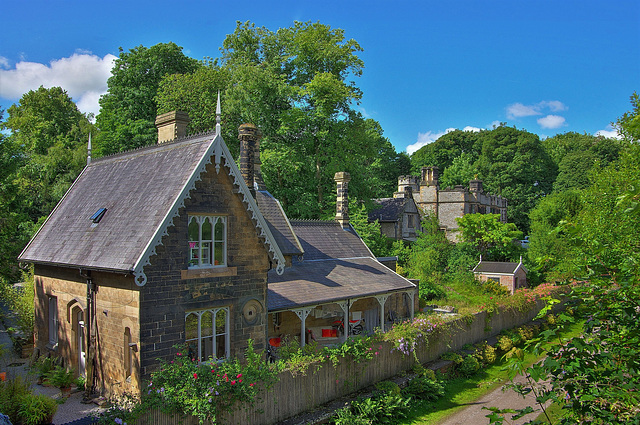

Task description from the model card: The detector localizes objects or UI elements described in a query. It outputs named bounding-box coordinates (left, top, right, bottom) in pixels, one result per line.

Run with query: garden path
left=438, top=372, right=550, bottom=425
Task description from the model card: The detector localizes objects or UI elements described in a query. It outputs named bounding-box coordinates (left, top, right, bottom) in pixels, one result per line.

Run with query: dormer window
left=188, top=216, right=226, bottom=268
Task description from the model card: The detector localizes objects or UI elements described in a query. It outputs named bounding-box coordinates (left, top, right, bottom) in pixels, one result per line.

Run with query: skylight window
left=90, top=208, right=107, bottom=223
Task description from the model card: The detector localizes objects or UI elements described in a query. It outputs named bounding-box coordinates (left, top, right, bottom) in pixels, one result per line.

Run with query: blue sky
left=1, top=0, right=638, bottom=153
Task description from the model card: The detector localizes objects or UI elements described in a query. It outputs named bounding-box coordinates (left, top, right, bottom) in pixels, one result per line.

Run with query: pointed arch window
left=185, top=307, right=230, bottom=362
left=188, top=216, right=226, bottom=268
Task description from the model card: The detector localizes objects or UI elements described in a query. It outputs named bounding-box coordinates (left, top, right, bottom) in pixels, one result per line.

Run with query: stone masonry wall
left=34, top=265, right=141, bottom=398
left=139, top=161, right=270, bottom=378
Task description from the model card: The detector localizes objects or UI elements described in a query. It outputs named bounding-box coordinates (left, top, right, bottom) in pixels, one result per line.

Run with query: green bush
left=0, top=376, right=32, bottom=421
left=496, top=335, right=514, bottom=353
left=17, top=393, right=58, bottom=425
left=402, top=375, right=445, bottom=401
left=374, top=380, right=400, bottom=396
left=474, top=342, right=497, bottom=365
left=459, top=355, right=480, bottom=377
left=440, top=352, right=463, bottom=364
left=333, top=393, right=410, bottom=424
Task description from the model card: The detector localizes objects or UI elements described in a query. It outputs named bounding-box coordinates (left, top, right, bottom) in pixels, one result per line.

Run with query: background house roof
left=290, top=221, right=372, bottom=261
left=368, top=198, right=408, bottom=222
left=267, top=257, right=415, bottom=311
left=19, top=134, right=217, bottom=273
left=473, top=261, right=527, bottom=275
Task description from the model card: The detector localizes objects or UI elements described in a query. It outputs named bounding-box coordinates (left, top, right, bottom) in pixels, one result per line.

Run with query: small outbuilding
left=473, top=257, right=527, bottom=294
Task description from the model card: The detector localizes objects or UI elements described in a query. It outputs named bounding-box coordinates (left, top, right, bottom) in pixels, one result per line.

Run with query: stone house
left=473, top=257, right=527, bottom=294
left=397, top=166, right=508, bottom=241
left=18, top=103, right=416, bottom=398
left=369, top=186, right=422, bottom=242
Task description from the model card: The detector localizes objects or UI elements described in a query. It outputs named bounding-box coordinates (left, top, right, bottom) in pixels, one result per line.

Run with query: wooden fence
left=136, top=299, right=549, bottom=425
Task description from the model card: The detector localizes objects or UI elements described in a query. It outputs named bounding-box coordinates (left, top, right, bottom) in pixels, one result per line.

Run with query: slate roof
left=368, top=198, right=408, bottom=222
left=473, top=261, right=528, bottom=275
left=267, top=220, right=415, bottom=311
left=290, top=221, right=372, bottom=260
left=18, top=131, right=287, bottom=281
left=267, top=257, right=415, bottom=311
left=19, top=134, right=216, bottom=273
left=256, top=191, right=303, bottom=256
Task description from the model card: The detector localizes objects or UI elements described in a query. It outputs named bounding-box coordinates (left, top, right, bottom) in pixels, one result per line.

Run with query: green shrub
left=17, top=393, right=58, bottom=425
left=0, top=376, right=32, bottom=422
left=440, top=352, right=463, bottom=364
left=402, top=376, right=445, bottom=401
left=44, top=366, right=75, bottom=389
left=474, top=342, right=497, bottom=365
left=481, top=279, right=510, bottom=296
left=497, top=335, right=514, bottom=353
left=334, top=393, right=410, bottom=424
left=375, top=380, right=400, bottom=396
left=459, top=355, right=481, bottom=377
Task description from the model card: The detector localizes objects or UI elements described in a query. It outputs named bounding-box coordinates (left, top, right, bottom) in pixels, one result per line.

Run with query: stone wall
left=139, top=161, right=271, bottom=378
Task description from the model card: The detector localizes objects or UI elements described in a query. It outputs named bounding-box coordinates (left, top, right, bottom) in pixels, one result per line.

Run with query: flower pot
left=61, top=386, right=72, bottom=398
left=0, top=372, right=6, bottom=381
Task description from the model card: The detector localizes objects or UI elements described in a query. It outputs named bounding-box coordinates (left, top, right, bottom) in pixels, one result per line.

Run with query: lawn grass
left=399, top=319, right=584, bottom=424
left=435, top=278, right=505, bottom=316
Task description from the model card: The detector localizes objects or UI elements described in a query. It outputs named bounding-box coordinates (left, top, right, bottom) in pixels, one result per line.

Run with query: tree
left=0, top=88, right=93, bottom=282
left=410, top=129, right=482, bottom=174
left=439, top=152, right=477, bottom=188
left=95, top=42, right=200, bottom=155
left=615, top=91, right=640, bottom=142
left=455, top=213, right=523, bottom=262
left=157, top=21, right=406, bottom=219
left=474, top=126, right=556, bottom=233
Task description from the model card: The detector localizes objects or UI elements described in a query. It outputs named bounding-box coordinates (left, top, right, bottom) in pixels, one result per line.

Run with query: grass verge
left=399, top=319, right=583, bottom=424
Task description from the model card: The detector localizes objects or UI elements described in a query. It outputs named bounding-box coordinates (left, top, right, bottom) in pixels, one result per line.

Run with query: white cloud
left=595, top=124, right=622, bottom=139
left=0, top=53, right=116, bottom=116
left=506, top=100, right=568, bottom=119
left=507, top=103, right=541, bottom=118
left=358, top=106, right=372, bottom=119
left=537, top=114, right=566, bottom=129
left=406, top=126, right=480, bottom=154
left=0, top=56, right=9, bottom=69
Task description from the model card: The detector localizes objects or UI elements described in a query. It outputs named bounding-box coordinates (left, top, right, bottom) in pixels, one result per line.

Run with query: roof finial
left=216, top=90, right=221, bottom=136
left=87, top=132, right=92, bottom=166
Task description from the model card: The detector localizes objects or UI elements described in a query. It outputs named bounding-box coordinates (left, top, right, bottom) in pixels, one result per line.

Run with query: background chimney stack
left=155, top=111, right=191, bottom=143
left=334, top=172, right=351, bottom=228
left=238, top=123, right=258, bottom=198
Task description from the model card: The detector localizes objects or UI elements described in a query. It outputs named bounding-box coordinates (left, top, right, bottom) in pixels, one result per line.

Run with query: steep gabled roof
left=473, top=261, right=528, bottom=275
left=19, top=131, right=286, bottom=285
left=368, top=198, right=408, bottom=222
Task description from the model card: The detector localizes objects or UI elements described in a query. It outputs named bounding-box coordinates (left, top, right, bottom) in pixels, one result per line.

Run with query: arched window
left=188, top=216, right=227, bottom=268
left=185, top=307, right=230, bottom=362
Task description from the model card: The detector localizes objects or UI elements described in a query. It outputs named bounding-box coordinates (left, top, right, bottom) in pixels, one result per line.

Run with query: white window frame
left=185, top=307, right=230, bottom=362
left=188, top=215, right=227, bottom=269
left=48, top=296, right=58, bottom=348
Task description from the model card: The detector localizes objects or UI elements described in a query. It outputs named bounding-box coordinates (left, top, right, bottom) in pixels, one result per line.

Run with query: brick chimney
left=334, top=172, right=351, bottom=228
left=155, top=111, right=191, bottom=143
left=238, top=123, right=258, bottom=197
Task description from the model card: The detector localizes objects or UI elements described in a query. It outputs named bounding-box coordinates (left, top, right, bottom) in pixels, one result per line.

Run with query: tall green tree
left=95, top=42, right=200, bottom=155
left=410, top=129, right=482, bottom=174
left=474, top=126, right=556, bottom=233
left=455, top=213, right=523, bottom=262
left=0, top=87, right=93, bottom=282
left=156, top=21, right=407, bottom=219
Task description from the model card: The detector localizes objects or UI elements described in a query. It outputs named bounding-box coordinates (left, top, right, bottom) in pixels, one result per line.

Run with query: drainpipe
left=80, top=270, right=96, bottom=399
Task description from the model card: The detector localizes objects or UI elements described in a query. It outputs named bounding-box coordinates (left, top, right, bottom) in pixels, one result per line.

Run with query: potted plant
left=44, top=366, right=75, bottom=397
left=34, top=356, right=57, bottom=385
